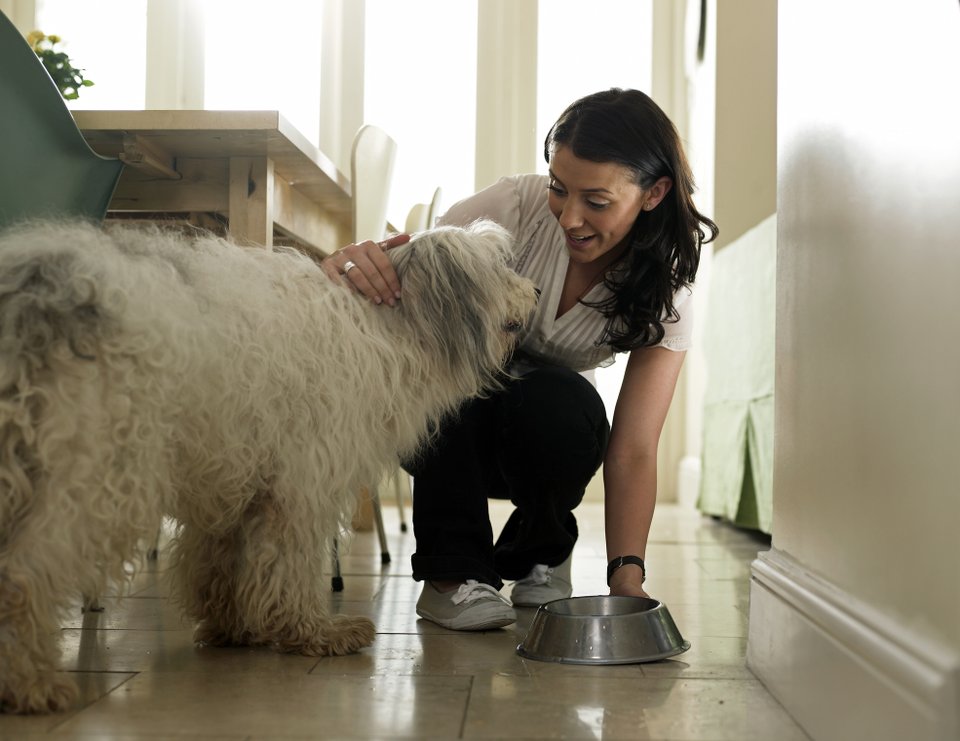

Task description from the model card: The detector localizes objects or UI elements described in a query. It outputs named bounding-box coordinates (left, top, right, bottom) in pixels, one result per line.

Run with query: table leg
left=229, top=156, right=274, bottom=247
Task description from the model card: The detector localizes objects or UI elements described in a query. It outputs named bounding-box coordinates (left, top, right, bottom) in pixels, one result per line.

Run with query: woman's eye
left=548, top=184, right=566, bottom=196
left=587, top=200, right=610, bottom=210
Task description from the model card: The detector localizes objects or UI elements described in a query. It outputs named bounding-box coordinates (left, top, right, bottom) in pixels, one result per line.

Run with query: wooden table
left=74, top=110, right=352, bottom=253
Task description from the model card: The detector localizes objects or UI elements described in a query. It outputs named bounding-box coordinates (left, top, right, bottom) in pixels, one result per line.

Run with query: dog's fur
left=0, top=219, right=536, bottom=713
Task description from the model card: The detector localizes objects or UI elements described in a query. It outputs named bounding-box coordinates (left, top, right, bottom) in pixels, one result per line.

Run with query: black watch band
left=607, top=555, right=646, bottom=586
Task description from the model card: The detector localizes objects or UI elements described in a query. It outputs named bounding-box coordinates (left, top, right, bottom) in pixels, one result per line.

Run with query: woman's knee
left=497, top=368, right=610, bottom=479
left=402, top=393, right=497, bottom=477
left=505, top=367, right=608, bottom=431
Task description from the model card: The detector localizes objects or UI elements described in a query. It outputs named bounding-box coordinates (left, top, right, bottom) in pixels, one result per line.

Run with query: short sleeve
left=437, top=176, right=523, bottom=236
left=658, top=285, right=694, bottom=351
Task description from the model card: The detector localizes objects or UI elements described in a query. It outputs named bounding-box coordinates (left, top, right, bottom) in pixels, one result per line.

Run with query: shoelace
left=450, top=579, right=511, bottom=606
left=513, top=564, right=552, bottom=587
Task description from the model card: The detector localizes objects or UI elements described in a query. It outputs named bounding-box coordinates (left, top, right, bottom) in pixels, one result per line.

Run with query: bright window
left=364, top=0, right=478, bottom=230
left=536, top=0, right=653, bottom=174
left=537, top=0, right=654, bottom=411
left=203, top=0, right=323, bottom=146
left=35, top=0, right=147, bottom=110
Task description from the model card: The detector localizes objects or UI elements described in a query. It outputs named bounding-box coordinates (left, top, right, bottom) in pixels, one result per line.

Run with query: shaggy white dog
left=0, top=219, right=536, bottom=714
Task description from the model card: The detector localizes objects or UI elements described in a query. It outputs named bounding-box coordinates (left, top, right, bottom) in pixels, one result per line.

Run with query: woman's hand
left=321, top=233, right=411, bottom=306
left=608, top=563, right=650, bottom=599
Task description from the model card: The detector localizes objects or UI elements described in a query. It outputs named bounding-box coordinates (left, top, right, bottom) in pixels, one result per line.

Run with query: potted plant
left=26, top=30, right=94, bottom=100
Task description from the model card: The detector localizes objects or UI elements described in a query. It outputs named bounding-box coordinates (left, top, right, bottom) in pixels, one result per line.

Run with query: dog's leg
left=168, top=524, right=247, bottom=648
left=229, top=491, right=376, bottom=656
left=0, top=567, right=79, bottom=714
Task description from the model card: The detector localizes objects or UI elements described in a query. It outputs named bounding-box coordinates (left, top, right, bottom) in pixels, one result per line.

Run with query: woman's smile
left=565, top=232, right=596, bottom=250
left=547, top=146, right=646, bottom=266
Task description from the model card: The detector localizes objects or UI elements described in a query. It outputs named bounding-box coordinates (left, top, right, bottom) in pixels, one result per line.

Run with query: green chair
left=0, top=11, right=129, bottom=601
left=0, top=10, right=123, bottom=229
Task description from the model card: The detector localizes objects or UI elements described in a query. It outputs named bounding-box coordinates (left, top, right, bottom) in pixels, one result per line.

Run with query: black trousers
left=407, top=366, right=610, bottom=590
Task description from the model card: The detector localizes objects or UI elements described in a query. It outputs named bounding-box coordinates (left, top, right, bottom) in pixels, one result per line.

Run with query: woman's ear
left=642, top=176, right=673, bottom=211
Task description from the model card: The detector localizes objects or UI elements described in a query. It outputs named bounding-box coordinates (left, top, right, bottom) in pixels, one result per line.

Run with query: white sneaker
left=510, top=554, right=573, bottom=607
left=416, top=579, right=517, bottom=631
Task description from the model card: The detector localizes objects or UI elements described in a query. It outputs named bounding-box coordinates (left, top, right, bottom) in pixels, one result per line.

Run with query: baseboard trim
left=748, top=548, right=959, bottom=741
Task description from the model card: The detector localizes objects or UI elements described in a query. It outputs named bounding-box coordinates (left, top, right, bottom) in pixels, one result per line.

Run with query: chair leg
left=147, top=523, right=162, bottom=560
left=83, top=521, right=163, bottom=610
left=371, top=488, right=391, bottom=565
left=81, top=596, right=104, bottom=612
left=331, top=487, right=391, bottom=592
left=392, top=468, right=409, bottom=533
left=331, top=538, right=344, bottom=592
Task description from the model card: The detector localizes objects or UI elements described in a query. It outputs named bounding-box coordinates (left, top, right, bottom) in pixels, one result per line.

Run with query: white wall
left=675, top=0, right=716, bottom=503
left=665, top=0, right=778, bottom=507
left=319, top=0, right=365, bottom=172
left=146, top=0, right=201, bottom=110
left=474, top=0, right=538, bottom=192
left=748, top=1, right=960, bottom=738
left=713, top=0, right=776, bottom=251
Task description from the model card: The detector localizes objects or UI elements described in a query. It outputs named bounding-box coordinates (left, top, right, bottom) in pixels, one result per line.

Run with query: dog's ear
left=391, top=221, right=515, bottom=381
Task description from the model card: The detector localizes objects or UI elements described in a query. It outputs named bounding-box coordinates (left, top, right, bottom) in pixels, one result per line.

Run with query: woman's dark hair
left=544, top=88, right=718, bottom=351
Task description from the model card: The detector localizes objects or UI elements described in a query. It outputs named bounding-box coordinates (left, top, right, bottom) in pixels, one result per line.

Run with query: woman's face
left=547, top=146, right=646, bottom=266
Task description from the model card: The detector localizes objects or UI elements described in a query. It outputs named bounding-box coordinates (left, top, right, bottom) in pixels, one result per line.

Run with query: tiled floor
left=1, top=501, right=810, bottom=739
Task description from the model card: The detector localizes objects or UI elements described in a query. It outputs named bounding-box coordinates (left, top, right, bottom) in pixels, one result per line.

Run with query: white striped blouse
left=438, top=174, right=693, bottom=373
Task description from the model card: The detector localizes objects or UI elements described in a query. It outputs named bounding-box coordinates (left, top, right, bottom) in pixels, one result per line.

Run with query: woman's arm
left=603, top=346, right=686, bottom=597
left=320, top=233, right=410, bottom=306
left=324, top=175, right=527, bottom=305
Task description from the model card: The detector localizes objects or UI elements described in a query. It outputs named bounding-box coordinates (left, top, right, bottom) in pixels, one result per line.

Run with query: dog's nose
left=504, top=320, right=523, bottom=333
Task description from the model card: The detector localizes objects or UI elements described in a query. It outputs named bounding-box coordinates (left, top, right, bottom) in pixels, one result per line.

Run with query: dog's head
left=389, top=220, right=537, bottom=392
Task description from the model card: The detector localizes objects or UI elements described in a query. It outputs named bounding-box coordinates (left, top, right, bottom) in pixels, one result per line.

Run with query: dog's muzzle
left=503, top=320, right=524, bottom=334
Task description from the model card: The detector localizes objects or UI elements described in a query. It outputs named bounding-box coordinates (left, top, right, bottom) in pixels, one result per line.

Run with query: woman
left=322, top=89, right=717, bottom=631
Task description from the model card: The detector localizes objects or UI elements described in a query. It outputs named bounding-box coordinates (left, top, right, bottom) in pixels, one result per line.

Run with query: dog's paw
left=0, top=673, right=78, bottom=714
left=193, top=620, right=237, bottom=647
left=322, top=615, right=377, bottom=656
left=273, top=614, right=376, bottom=657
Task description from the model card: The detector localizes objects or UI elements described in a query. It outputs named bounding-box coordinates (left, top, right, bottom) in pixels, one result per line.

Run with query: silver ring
left=342, top=260, right=358, bottom=274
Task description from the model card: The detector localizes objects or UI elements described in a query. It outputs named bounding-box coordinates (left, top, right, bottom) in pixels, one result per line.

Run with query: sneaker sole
left=509, top=589, right=572, bottom=608
left=416, top=607, right=516, bottom=631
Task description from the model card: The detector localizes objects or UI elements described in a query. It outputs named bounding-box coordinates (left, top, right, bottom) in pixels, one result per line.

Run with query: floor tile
left=640, top=636, right=755, bottom=680
left=314, top=630, right=528, bottom=678
left=55, top=672, right=471, bottom=739
left=462, top=674, right=808, bottom=740
left=59, top=628, right=320, bottom=675
left=0, top=672, right=135, bottom=736
left=0, top=502, right=809, bottom=740
left=59, top=596, right=192, bottom=632
left=663, top=601, right=750, bottom=639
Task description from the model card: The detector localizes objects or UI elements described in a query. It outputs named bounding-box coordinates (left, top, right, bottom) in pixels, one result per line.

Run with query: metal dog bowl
left=516, top=595, right=690, bottom=665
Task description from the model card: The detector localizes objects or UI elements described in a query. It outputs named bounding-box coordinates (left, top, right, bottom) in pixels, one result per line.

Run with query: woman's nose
left=558, top=201, right=583, bottom=229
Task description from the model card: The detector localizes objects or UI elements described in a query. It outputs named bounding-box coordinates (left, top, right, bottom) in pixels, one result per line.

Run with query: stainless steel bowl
left=516, top=595, right=690, bottom=665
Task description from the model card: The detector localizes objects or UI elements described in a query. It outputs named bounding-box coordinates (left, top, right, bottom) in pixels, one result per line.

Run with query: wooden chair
left=332, top=125, right=399, bottom=591
left=403, top=186, right=443, bottom=234
left=350, top=124, right=397, bottom=241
